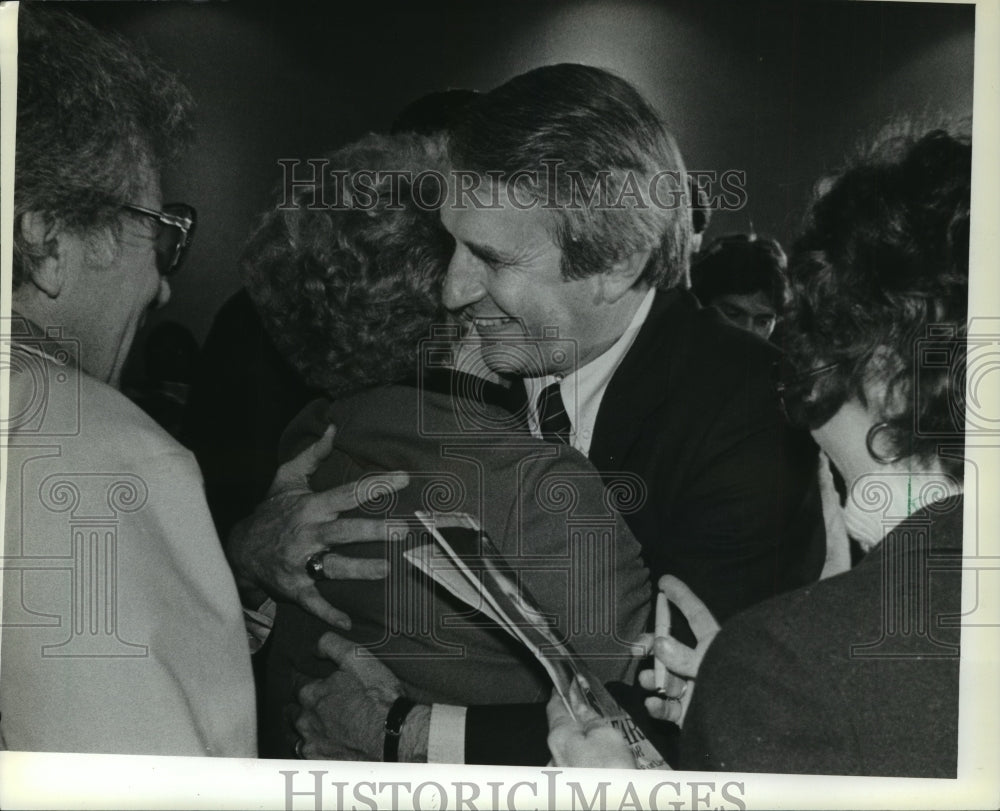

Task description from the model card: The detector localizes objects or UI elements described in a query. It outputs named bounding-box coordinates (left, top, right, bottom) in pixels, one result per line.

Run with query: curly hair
left=13, top=6, right=194, bottom=288
left=242, top=133, right=453, bottom=397
left=783, top=127, right=970, bottom=477
left=448, top=64, right=692, bottom=289
left=691, top=234, right=790, bottom=313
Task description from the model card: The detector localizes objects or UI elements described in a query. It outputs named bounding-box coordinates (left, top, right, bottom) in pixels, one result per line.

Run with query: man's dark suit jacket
left=681, top=496, right=962, bottom=776
left=465, top=288, right=827, bottom=764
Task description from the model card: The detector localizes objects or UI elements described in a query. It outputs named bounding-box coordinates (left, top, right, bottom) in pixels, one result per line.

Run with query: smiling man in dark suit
left=435, top=64, right=825, bottom=763
left=439, top=63, right=824, bottom=631
left=293, top=63, right=826, bottom=766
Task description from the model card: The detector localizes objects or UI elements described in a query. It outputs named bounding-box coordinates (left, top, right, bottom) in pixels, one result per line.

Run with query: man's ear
left=18, top=212, right=76, bottom=298
left=599, top=248, right=651, bottom=303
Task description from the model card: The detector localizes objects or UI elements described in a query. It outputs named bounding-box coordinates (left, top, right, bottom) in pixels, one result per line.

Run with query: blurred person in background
left=691, top=232, right=851, bottom=576
left=690, top=233, right=790, bottom=342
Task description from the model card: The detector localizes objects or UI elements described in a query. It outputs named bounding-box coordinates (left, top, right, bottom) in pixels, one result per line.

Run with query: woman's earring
left=865, top=422, right=906, bottom=464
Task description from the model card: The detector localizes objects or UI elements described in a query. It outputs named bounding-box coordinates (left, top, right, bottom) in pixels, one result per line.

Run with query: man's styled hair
left=242, top=133, right=453, bottom=397
left=13, top=6, right=194, bottom=288
left=390, top=88, right=479, bottom=136
left=448, top=64, right=692, bottom=289
left=784, top=127, right=970, bottom=477
left=691, top=234, right=790, bottom=313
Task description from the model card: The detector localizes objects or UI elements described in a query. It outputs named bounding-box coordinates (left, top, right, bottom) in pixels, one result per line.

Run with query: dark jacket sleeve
left=464, top=449, right=653, bottom=767
left=678, top=603, right=858, bottom=775
left=503, top=449, right=651, bottom=684
left=465, top=703, right=553, bottom=766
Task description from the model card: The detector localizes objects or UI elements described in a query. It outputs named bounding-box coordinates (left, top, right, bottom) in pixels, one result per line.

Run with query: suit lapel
left=588, top=288, right=693, bottom=469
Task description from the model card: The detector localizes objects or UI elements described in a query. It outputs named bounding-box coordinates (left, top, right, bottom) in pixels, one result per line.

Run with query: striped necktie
left=537, top=381, right=571, bottom=445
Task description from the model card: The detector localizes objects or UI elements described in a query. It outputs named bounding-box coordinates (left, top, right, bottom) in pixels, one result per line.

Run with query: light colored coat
left=1, top=330, right=256, bottom=756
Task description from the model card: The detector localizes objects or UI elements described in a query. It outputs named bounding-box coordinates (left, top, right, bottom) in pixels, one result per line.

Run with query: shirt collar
left=526, top=287, right=656, bottom=454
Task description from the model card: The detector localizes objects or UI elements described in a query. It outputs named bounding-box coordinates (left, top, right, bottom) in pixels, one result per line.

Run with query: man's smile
left=470, top=314, right=525, bottom=335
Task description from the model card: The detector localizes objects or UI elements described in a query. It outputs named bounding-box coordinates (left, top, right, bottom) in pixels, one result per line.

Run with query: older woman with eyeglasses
left=2, top=6, right=259, bottom=756
left=549, top=126, right=969, bottom=777
left=4, top=6, right=397, bottom=758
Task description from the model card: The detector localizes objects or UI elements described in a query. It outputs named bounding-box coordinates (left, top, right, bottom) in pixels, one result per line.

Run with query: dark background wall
left=63, top=0, right=975, bottom=354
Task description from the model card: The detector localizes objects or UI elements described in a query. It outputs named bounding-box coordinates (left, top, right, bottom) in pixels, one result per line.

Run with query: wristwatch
left=383, top=695, right=416, bottom=762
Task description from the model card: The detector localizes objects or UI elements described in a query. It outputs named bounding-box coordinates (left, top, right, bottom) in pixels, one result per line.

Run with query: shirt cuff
left=427, top=703, right=467, bottom=764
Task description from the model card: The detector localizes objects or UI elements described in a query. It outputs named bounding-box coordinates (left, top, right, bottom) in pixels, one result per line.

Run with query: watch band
left=383, top=696, right=416, bottom=762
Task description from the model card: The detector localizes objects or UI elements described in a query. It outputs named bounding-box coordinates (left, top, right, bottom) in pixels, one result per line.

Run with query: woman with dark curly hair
left=549, top=126, right=969, bottom=777
left=242, top=132, right=651, bottom=761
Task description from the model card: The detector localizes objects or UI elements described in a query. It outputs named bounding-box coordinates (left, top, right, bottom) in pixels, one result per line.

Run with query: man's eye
left=719, top=306, right=741, bottom=319
left=469, top=249, right=502, bottom=270
left=479, top=255, right=508, bottom=272
left=755, top=315, right=776, bottom=328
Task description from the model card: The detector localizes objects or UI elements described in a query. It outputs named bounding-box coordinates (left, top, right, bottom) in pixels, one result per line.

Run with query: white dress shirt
left=524, top=287, right=656, bottom=456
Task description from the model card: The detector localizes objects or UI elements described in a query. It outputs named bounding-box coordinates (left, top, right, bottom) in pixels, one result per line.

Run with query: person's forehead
left=441, top=182, right=559, bottom=252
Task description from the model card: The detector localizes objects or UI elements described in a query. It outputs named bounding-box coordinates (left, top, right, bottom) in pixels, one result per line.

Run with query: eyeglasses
left=773, top=358, right=841, bottom=426
left=120, top=202, right=197, bottom=277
